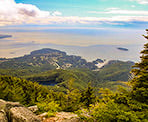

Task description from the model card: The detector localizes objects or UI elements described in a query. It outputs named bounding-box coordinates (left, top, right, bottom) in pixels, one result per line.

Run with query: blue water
left=38, top=81, right=57, bottom=86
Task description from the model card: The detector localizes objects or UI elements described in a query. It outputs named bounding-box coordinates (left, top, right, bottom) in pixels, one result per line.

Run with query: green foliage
left=63, top=89, right=82, bottom=112
left=90, top=101, right=147, bottom=122
left=37, top=101, right=61, bottom=113
left=0, top=75, right=52, bottom=106
left=0, top=75, right=96, bottom=112
left=46, top=112, right=56, bottom=118
left=0, top=58, right=134, bottom=93
left=97, top=60, right=134, bottom=82
left=130, top=29, right=148, bottom=104
left=24, top=69, right=98, bottom=90
left=80, top=83, right=96, bottom=108
left=97, top=81, right=130, bottom=91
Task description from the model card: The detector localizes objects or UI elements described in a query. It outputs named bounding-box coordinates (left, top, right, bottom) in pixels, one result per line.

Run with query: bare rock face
left=10, top=107, right=41, bottom=122
left=0, top=110, right=8, bottom=122
left=0, top=99, right=23, bottom=112
left=43, top=112, right=80, bottom=122
left=0, top=99, right=41, bottom=122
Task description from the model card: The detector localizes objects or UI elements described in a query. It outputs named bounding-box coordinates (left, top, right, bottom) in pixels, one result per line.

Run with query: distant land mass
left=0, top=48, right=97, bottom=71
left=0, top=48, right=134, bottom=82
left=0, top=43, right=142, bottom=62
left=117, top=47, right=129, bottom=51
left=0, top=34, right=12, bottom=39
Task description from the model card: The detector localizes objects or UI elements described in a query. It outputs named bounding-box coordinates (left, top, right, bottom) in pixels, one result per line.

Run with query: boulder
left=43, top=112, right=80, bottom=122
left=10, top=107, right=41, bottom=122
left=0, top=99, right=41, bottom=122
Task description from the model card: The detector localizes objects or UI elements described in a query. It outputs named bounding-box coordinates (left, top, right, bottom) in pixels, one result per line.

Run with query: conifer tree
left=81, top=83, right=95, bottom=108
left=131, top=29, right=148, bottom=104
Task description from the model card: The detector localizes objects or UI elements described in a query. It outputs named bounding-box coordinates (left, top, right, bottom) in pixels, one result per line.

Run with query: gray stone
left=43, top=112, right=81, bottom=122
left=0, top=99, right=41, bottom=122
left=0, top=99, right=23, bottom=112
left=10, top=107, right=41, bottom=122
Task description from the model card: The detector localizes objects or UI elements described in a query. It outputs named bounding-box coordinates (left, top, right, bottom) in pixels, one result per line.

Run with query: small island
left=117, top=47, right=128, bottom=51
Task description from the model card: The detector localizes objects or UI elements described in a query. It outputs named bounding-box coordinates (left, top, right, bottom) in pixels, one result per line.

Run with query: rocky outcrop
left=10, top=107, right=40, bottom=122
left=0, top=99, right=81, bottom=122
left=42, top=112, right=80, bottom=122
left=0, top=99, right=41, bottom=122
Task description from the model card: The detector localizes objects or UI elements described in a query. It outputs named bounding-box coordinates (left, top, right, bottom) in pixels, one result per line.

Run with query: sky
left=0, top=0, right=148, bottom=60
left=0, top=0, right=148, bottom=27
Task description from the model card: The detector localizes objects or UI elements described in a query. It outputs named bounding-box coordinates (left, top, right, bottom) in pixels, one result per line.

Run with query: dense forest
left=0, top=29, right=148, bottom=121
left=0, top=60, right=134, bottom=92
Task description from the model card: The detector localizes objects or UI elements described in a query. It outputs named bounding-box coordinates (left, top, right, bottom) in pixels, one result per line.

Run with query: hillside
left=97, top=60, right=134, bottom=82
left=24, top=69, right=98, bottom=90
left=23, top=60, right=133, bottom=91
left=0, top=48, right=134, bottom=91
left=0, top=75, right=50, bottom=106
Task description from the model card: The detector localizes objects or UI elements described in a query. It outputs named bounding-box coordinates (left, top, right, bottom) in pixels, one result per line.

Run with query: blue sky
left=0, top=0, right=147, bottom=28
left=15, top=0, right=148, bottom=17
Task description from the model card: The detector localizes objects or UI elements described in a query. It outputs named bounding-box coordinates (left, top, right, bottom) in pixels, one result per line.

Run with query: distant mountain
left=0, top=48, right=97, bottom=72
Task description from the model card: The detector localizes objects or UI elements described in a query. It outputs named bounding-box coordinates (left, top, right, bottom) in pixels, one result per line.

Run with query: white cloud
left=89, top=9, right=148, bottom=15
left=106, top=8, right=120, bottom=10
left=51, top=11, right=62, bottom=16
left=0, top=0, right=50, bottom=26
left=105, top=16, right=148, bottom=22
left=130, top=0, right=148, bottom=4
left=131, top=5, right=136, bottom=7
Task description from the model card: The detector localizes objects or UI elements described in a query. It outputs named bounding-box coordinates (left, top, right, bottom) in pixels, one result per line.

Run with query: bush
left=37, top=101, right=61, bottom=113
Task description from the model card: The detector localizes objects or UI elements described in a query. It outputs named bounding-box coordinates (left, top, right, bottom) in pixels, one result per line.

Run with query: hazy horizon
left=0, top=27, right=145, bottom=62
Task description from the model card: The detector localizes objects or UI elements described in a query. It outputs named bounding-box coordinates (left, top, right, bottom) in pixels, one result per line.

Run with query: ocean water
left=0, top=27, right=146, bottom=62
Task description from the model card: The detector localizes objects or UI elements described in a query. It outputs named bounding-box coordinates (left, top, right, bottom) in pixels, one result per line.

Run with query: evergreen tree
left=81, top=83, right=96, bottom=108
left=131, top=29, right=148, bottom=104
